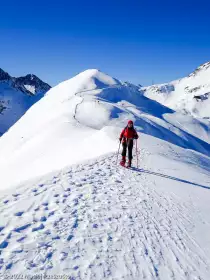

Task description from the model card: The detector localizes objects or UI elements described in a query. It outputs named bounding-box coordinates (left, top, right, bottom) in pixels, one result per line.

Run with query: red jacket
left=120, top=126, right=138, bottom=142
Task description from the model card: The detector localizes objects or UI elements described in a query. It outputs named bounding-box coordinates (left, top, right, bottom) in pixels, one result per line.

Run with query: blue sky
left=0, top=0, right=210, bottom=86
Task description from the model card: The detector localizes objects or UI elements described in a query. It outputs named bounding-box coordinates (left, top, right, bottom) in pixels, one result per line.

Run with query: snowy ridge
left=0, top=69, right=210, bottom=189
left=0, top=69, right=210, bottom=278
left=0, top=137, right=210, bottom=278
left=141, top=61, right=210, bottom=119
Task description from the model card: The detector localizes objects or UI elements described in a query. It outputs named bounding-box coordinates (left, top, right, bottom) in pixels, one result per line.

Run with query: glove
left=119, top=138, right=122, bottom=142
left=134, top=135, right=138, bottom=139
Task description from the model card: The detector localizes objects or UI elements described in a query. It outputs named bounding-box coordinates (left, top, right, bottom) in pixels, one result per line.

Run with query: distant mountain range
left=0, top=68, right=51, bottom=135
left=141, top=61, right=210, bottom=120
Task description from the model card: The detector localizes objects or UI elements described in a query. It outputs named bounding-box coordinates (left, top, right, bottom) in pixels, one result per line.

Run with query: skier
left=119, top=120, right=138, bottom=167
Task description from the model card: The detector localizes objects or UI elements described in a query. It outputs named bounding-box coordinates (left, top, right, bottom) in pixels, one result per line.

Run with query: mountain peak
left=141, top=60, right=210, bottom=119
left=15, top=74, right=51, bottom=95
left=24, top=74, right=39, bottom=80
left=72, top=69, right=121, bottom=91
left=82, top=68, right=101, bottom=75
left=189, top=61, right=210, bottom=77
left=0, top=68, right=11, bottom=81
left=0, top=68, right=51, bottom=135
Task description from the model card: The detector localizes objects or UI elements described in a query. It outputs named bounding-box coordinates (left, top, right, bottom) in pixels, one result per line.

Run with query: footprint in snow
left=42, top=202, right=48, bottom=206
left=108, top=235, right=113, bottom=241
left=44, top=251, right=53, bottom=261
left=32, top=224, right=45, bottom=232
left=3, top=200, right=9, bottom=204
left=60, top=252, right=68, bottom=261
left=115, top=179, right=122, bottom=183
left=52, top=235, right=60, bottom=240
left=0, top=226, right=5, bottom=232
left=93, top=224, right=98, bottom=229
left=75, top=183, right=82, bottom=187
left=0, top=240, right=9, bottom=249
left=40, top=216, right=47, bottom=222
left=72, top=218, right=79, bottom=229
left=48, top=211, right=55, bottom=217
left=14, top=224, right=31, bottom=233
left=14, top=211, right=24, bottom=217
left=44, top=230, right=51, bottom=235
left=80, top=178, right=87, bottom=182
left=6, top=262, right=13, bottom=270
left=16, top=236, right=27, bottom=242
left=73, top=199, right=79, bottom=206
left=71, top=210, right=77, bottom=216
left=70, top=182, right=75, bottom=185
left=12, top=249, right=23, bottom=254
left=12, top=193, right=20, bottom=198
left=53, top=217, right=63, bottom=227
left=67, top=234, right=74, bottom=241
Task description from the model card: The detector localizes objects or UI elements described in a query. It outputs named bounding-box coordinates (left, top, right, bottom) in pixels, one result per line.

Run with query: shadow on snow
left=131, top=168, right=210, bottom=190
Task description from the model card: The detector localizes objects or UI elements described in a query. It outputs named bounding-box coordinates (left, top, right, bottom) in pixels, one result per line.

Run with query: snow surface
left=141, top=61, right=210, bottom=119
left=0, top=69, right=210, bottom=279
left=0, top=136, right=210, bottom=278
left=24, top=85, right=36, bottom=94
left=0, top=81, right=35, bottom=134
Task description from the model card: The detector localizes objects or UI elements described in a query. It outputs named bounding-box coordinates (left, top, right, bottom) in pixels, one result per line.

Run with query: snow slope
left=0, top=135, right=210, bottom=279
left=0, top=69, right=210, bottom=279
left=0, top=69, right=209, bottom=190
left=141, top=61, right=210, bottom=119
left=0, top=69, right=51, bottom=135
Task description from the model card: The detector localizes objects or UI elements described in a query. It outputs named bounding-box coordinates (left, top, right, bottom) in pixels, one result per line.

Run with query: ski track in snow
left=0, top=150, right=210, bottom=279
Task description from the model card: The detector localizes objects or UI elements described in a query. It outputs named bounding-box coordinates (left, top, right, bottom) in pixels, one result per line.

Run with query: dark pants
left=122, top=139, right=133, bottom=160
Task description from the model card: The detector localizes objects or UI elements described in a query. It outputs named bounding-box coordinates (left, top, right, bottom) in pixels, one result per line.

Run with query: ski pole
left=136, top=139, right=139, bottom=168
left=116, top=140, right=121, bottom=165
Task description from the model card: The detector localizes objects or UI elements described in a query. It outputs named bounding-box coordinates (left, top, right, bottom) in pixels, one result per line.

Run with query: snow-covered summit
left=15, top=73, right=51, bottom=95
left=47, top=69, right=120, bottom=100
left=0, top=68, right=51, bottom=135
left=73, top=68, right=120, bottom=89
left=189, top=61, right=210, bottom=77
left=141, top=61, right=210, bottom=119
left=0, top=68, right=11, bottom=81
